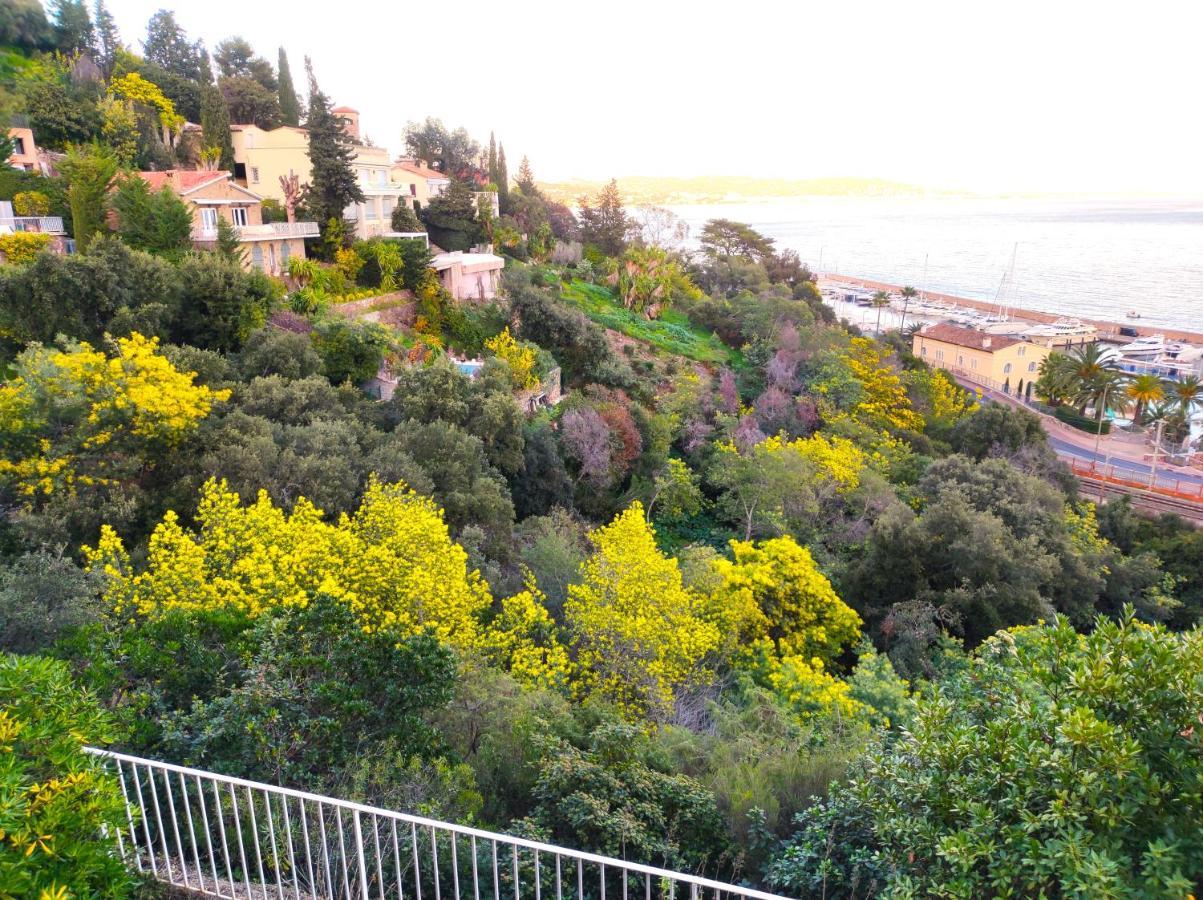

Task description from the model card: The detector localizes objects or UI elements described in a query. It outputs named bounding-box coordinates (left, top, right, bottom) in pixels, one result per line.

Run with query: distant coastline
left=823, top=274, right=1203, bottom=344
left=537, top=176, right=954, bottom=206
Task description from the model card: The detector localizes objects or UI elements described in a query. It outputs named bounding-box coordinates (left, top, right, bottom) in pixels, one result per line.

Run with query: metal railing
left=192, top=221, right=321, bottom=241
left=86, top=748, right=789, bottom=900
left=0, top=215, right=65, bottom=233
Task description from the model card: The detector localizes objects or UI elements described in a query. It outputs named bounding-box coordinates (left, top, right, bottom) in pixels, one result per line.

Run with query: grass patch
left=560, top=280, right=734, bottom=365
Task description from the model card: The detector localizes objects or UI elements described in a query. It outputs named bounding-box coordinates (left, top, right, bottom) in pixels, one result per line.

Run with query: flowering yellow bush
left=0, top=334, right=227, bottom=497
left=790, top=433, right=866, bottom=493
left=566, top=502, right=719, bottom=719
left=483, top=577, right=570, bottom=691
left=0, top=231, right=52, bottom=265
left=825, top=337, right=923, bottom=432
left=707, top=535, right=862, bottom=665
left=484, top=327, right=540, bottom=389
left=86, top=477, right=493, bottom=650
left=108, top=72, right=183, bottom=134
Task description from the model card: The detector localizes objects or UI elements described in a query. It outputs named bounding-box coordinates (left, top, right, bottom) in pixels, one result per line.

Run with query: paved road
left=1047, top=435, right=1203, bottom=487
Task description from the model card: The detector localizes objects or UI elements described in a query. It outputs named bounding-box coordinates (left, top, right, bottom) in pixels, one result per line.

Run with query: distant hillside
left=538, top=175, right=955, bottom=206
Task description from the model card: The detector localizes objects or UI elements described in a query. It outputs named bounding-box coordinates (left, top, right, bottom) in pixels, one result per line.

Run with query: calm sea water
left=670, top=198, right=1203, bottom=333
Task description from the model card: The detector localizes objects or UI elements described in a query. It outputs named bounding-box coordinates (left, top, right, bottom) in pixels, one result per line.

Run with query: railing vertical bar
left=373, top=813, right=386, bottom=900
left=431, top=825, right=442, bottom=900
left=246, top=786, right=268, bottom=898
left=336, top=807, right=354, bottom=900
left=178, top=771, right=203, bottom=893
left=195, top=774, right=220, bottom=891
left=213, top=779, right=237, bottom=894
left=645, top=872, right=651, bottom=900
left=230, top=783, right=254, bottom=900
left=576, top=858, right=582, bottom=900
left=265, top=788, right=284, bottom=900
left=471, top=835, right=480, bottom=900
left=392, top=818, right=404, bottom=900
left=281, top=794, right=300, bottom=900
left=622, top=863, right=627, bottom=900
left=410, top=823, right=422, bottom=900
left=161, top=768, right=189, bottom=889
left=317, top=802, right=336, bottom=900
left=535, top=850, right=542, bottom=900
left=452, top=830, right=461, bottom=900
left=511, top=844, right=519, bottom=900
left=300, top=799, right=318, bottom=898
left=491, top=840, right=499, bottom=900
left=555, top=854, right=561, bottom=900
left=114, top=759, right=142, bottom=871
left=352, top=809, right=371, bottom=900
left=131, top=761, right=159, bottom=877
left=600, top=863, right=606, bottom=900
left=146, top=764, right=176, bottom=883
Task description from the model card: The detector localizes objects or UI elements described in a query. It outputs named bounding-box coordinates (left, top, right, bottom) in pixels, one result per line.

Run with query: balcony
left=192, top=221, right=320, bottom=242
left=0, top=215, right=65, bottom=234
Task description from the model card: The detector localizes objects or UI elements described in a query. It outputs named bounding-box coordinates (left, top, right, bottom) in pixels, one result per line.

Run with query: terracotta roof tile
left=392, top=159, right=448, bottom=181
left=916, top=322, right=1024, bottom=352
left=135, top=169, right=232, bottom=194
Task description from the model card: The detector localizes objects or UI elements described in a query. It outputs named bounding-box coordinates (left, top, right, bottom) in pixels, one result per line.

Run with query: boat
left=1126, top=310, right=1142, bottom=319
left=1117, top=334, right=1166, bottom=359
left=1019, top=318, right=1098, bottom=347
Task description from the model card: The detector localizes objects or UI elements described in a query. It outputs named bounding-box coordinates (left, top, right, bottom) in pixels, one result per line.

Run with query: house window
left=935, top=349, right=944, bottom=361
left=12, top=137, right=24, bottom=155
left=200, top=208, right=219, bottom=234
left=267, top=242, right=277, bottom=273
left=251, top=167, right=260, bottom=184
left=344, top=202, right=358, bottom=219
left=231, top=206, right=249, bottom=227
left=409, top=183, right=417, bottom=196
left=251, top=243, right=263, bottom=270
left=281, top=240, right=291, bottom=266
left=920, top=346, right=927, bottom=356
left=1028, top=361, right=1037, bottom=373
left=1003, top=362, right=1012, bottom=374
left=970, top=358, right=977, bottom=371
left=365, top=200, right=377, bottom=220
left=383, top=198, right=394, bottom=218
left=1018, top=345, right=1026, bottom=356
left=957, top=355, right=964, bottom=367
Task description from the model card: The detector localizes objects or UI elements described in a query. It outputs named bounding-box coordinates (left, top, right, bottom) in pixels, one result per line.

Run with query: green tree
left=91, top=0, right=120, bottom=73
left=0, top=655, right=133, bottom=897
left=421, top=178, right=482, bottom=251
left=143, top=9, right=209, bottom=82
left=497, top=143, right=509, bottom=211
left=311, top=317, right=389, bottom=384
left=870, top=289, right=890, bottom=335
left=487, top=131, right=498, bottom=185
left=109, top=173, right=193, bottom=254
left=277, top=46, right=300, bottom=126
left=0, top=0, right=52, bottom=49
left=303, top=57, right=362, bottom=242
left=214, top=36, right=276, bottom=88
left=1125, top=372, right=1166, bottom=425
left=199, top=83, right=235, bottom=170
left=49, top=0, right=94, bottom=54
left=391, top=202, right=424, bottom=233
left=578, top=178, right=629, bottom=257
left=219, top=74, right=281, bottom=128
left=779, top=612, right=1203, bottom=897
left=57, top=142, right=117, bottom=249
left=173, top=251, right=278, bottom=351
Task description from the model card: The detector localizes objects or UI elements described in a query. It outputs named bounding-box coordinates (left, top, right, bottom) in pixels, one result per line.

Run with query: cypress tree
left=497, top=143, right=509, bottom=213
left=487, top=132, right=498, bottom=186
left=304, top=57, right=363, bottom=236
left=277, top=47, right=300, bottom=126
left=200, top=84, right=235, bottom=171
left=92, top=0, right=120, bottom=73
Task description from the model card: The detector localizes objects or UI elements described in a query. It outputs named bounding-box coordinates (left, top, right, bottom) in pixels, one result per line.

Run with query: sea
left=669, top=197, right=1203, bottom=334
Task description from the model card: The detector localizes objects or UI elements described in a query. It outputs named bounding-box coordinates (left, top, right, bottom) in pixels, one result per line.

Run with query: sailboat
left=978, top=244, right=1024, bottom=334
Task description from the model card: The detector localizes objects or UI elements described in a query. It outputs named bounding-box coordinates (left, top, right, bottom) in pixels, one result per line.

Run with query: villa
left=133, top=169, right=318, bottom=276
left=432, top=249, right=505, bottom=302
left=391, top=157, right=450, bottom=209
left=334, top=107, right=412, bottom=240
left=913, top=322, right=1051, bottom=392
left=229, top=124, right=312, bottom=203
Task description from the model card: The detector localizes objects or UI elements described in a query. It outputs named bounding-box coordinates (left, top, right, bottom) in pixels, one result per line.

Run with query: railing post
left=354, top=809, right=371, bottom=900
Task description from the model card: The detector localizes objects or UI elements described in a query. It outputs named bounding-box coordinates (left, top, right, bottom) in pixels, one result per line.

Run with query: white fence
left=86, top=748, right=790, bottom=900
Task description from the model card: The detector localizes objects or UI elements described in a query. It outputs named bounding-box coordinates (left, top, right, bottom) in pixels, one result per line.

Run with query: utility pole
left=1092, top=381, right=1110, bottom=461
left=1150, top=418, right=1166, bottom=490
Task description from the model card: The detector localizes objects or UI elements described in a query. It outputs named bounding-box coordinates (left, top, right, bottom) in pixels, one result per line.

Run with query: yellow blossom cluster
left=484, top=327, right=540, bottom=389
left=840, top=337, right=924, bottom=432
left=86, top=477, right=493, bottom=651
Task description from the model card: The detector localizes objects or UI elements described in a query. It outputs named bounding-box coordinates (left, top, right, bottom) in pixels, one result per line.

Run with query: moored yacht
left=1118, top=334, right=1166, bottom=359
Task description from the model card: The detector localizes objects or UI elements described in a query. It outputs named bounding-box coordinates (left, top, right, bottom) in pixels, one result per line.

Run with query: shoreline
left=820, top=273, right=1203, bottom=344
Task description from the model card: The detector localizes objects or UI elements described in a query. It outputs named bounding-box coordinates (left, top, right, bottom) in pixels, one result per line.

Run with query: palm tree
left=871, top=290, right=890, bottom=335
left=1064, top=343, right=1123, bottom=414
left=1171, top=375, right=1202, bottom=419
left=1124, top=373, right=1166, bottom=426
left=1034, top=352, right=1078, bottom=406
left=898, top=285, right=918, bottom=332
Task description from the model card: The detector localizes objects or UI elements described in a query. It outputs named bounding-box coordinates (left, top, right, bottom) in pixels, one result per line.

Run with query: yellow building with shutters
left=912, top=322, right=1051, bottom=391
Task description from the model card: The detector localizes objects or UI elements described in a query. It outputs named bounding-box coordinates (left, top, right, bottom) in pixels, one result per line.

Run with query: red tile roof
left=916, top=323, right=1024, bottom=352
left=332, top=106, right=358, bottom=113
left=393, top=159, right=448, bottom=181
left=135, top=169, right=232, bottom=194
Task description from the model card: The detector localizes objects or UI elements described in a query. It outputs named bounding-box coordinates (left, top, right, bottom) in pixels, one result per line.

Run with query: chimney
left=982, top=337, right=992, bottom=349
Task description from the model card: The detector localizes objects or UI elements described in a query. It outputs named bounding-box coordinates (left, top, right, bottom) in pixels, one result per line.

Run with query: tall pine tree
left=49, top=0, right=94, bottom=55
left=200, top=84, right=235, bottom=171
left=92, top=0, right=119, bottom=72
left=304, top=57, right=363, bottom=238
left=516, top=155, right=536, bottom=193
left=497, top=143, right=510, bottom=213
left=277, top=47, right=300, bottom=126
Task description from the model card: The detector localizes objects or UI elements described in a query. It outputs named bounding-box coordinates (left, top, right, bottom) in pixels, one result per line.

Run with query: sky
left=100, top=0, right=1203, bottom=194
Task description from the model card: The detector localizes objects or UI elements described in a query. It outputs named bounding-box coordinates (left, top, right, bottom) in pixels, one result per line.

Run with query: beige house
left=7, top=127, right=41, bottom=172
left=135, top=170, right=318, bottom=276
left=230, top=124, right=312, bottom=204
left=913, top=322, right=1051, bottom=391
left=432, top=250, right=505, bottom=302
left=391, top=158, right=450, bottom=209
left=334, top=107, right=412, bottom=239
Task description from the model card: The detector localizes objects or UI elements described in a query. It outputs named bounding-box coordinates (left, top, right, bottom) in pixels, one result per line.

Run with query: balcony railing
left=85, top=747, right=791, bottom=900
left=192, top=221, right=321, bottom=242
left=0, top=215, right=65, bottom=234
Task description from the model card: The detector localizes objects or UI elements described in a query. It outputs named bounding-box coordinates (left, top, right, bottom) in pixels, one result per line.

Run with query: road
left=1047, top=435, right=1203, bottom=487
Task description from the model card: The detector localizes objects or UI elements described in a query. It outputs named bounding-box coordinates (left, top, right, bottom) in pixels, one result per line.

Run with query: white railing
left=0, top=215, right=64, bottom=233
left=267, top=221, right=321, bottom=238
left=85, top=748, right=789, bottom=900
left=192, top=222, right=321, bottom=242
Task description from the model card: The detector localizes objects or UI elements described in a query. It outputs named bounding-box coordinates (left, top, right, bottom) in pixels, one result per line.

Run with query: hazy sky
left=102, top=0, right=1202, bottom=194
